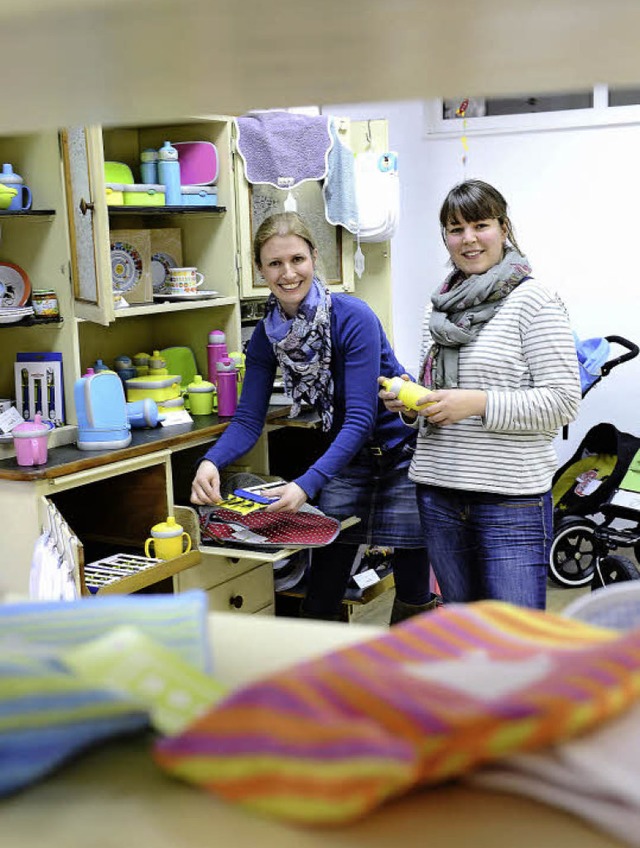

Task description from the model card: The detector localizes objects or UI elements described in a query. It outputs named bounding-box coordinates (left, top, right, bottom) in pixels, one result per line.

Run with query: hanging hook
left=365, top=120, right=372, bottom=148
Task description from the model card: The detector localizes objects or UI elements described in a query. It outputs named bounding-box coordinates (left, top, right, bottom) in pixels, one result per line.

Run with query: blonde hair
left=253, top=212, right=317, bottom=267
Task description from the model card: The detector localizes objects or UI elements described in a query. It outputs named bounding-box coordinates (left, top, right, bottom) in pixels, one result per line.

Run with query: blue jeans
left=416, top=485, right=552, bottom=609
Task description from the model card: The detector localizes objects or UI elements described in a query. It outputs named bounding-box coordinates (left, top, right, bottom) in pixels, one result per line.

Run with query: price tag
left=159, top=410, right=193, bottom=427
left=0, top=407, right=24, bottom=434
left=352, top=568, right=381, bottom=590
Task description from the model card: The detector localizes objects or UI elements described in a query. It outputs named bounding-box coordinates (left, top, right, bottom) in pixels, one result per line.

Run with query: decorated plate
left=151, top=251, right=179, bottom=292
left=0, top=262, right=31, bottom=307
left=0, top=309, right=33, bottom=324
left=110, top=240, right=143, bottom=292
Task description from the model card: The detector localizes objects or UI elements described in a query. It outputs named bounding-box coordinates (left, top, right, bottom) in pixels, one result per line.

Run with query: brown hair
left=439, top=179, right=522, bottom=254
left=253, top=212, right=317, bottom=268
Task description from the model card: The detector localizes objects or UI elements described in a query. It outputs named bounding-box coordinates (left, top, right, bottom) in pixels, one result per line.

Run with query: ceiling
left=2, top=0, right=640, bottom=133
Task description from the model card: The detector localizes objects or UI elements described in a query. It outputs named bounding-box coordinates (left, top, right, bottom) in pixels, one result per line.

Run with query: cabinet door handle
left=79, top=197, right=95, bottom=215
left=230, top=594, right=244, bottom=609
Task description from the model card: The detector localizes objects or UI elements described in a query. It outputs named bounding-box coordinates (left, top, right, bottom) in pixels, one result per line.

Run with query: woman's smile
left=259, top=233, right=317, bottom=315
left=445, top=217, right=507, bottom=276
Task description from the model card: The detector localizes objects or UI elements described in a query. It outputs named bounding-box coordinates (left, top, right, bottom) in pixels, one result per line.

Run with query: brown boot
left=389, top=595, right=440, bottom=626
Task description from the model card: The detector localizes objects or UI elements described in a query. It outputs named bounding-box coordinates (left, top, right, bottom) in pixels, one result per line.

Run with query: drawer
left=174, top=550, right=266, bottom=592
left=205, top=563, right=274, bottom=614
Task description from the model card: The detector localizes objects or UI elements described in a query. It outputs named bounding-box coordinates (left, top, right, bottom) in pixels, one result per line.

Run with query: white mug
left=167, top=267, right=204, bottom=294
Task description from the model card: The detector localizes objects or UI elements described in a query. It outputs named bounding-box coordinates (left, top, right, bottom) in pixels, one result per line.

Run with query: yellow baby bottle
left=380, top=377, right=435, bottom=411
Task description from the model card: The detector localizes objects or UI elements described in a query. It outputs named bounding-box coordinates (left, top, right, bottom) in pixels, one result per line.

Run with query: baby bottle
left=207, top=330, right=228, bottom=385
left=157, top=141, right=181, bottom=206
left=380, top=377, right=435, bottom=411
left=140, top=148, right=158, bottom=184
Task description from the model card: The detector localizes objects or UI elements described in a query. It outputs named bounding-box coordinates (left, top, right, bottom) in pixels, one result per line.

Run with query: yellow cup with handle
left=145, top=516, right=192, bottom=560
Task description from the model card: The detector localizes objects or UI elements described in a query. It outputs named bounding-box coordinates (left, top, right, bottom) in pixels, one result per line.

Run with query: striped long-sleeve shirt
left=408, top=278, right=581, bottom=495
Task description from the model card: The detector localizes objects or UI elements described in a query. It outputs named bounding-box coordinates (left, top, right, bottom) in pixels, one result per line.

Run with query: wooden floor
left=351, top=581, right=591, bottom=627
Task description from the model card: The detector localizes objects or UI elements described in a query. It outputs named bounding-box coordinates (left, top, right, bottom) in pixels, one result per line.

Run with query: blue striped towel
left=323, top=118, right=359, bottom=234
left=0, top=591, right=210, bottom=795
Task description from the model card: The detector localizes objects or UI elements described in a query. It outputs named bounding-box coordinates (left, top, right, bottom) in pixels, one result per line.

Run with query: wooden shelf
left=110, top=295, right=236, bottom=318
left=0, top=209, right=56, bottom=220
left=108, top=205, right=226, bottom=217
left=87, top=549, right=202, bottom=595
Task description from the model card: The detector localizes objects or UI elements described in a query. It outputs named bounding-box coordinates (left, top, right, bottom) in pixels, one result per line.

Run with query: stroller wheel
left=549, top=516, right=598, bottom=587
left=592, top=554, right=640, bottom=591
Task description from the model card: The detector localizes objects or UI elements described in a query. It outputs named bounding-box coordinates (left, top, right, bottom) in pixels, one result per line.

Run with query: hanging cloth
left=322, top=117, right=359, bottom=233
left=354, top=148, right=400, bottom=242
left=235, top=111, right=332, bottom=189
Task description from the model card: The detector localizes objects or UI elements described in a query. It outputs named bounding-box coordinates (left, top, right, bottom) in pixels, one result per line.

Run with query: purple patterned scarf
left=264, top=278, right=334, bottom=430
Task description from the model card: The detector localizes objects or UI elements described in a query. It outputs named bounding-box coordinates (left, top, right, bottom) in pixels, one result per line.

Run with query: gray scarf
left=422, top=248, right=532, bottom=390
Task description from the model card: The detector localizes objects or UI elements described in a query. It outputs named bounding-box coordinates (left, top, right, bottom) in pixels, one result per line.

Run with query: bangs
left=440, top=184, right=504, bottom=229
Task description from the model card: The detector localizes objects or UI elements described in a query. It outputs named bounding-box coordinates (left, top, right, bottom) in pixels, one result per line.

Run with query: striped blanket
left=155, top=601, right=640, bottom=824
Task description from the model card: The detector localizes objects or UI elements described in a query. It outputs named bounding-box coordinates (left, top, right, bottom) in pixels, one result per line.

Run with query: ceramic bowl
left=0, top=184, right=18, bottom=209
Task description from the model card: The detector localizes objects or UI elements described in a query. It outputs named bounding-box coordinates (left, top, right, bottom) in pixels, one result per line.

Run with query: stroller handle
left=601, top=335, right=640, bottom=377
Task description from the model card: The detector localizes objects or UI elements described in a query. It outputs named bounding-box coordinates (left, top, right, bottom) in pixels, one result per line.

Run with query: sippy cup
left=145, top=516, right=192, bottom=560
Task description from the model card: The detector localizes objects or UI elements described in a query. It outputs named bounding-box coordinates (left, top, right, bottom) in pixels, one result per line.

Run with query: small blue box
left=180, top=186, right=218, bottom=207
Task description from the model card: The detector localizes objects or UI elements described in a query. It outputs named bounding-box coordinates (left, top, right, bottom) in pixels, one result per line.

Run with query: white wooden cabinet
left=0, top=112, right=394, bottom=612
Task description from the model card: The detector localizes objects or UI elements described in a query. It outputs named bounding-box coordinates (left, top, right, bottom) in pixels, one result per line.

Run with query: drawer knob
left=230, top=594, right=244, bottom=609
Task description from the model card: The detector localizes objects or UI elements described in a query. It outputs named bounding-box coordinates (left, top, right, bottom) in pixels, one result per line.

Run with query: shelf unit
left=64, top=117, right=242, bottom=380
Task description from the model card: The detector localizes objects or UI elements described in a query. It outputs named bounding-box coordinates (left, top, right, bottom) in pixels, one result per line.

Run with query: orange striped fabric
left=155, top=601, right=640, bottom=824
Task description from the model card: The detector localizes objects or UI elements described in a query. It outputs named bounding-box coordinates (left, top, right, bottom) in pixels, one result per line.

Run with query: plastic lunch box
left=125, top=374, right=181, bottom=402
left=105, top=183, right=126, bottom=205
left=123, top=184, right=166, bottom=206
left=180, top=185, right=218, bottom=206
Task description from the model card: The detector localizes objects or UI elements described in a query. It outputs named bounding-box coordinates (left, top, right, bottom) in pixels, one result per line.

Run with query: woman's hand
left=419, top=389, right=487, bottom=425
left=377, top=374, right=418, bottom=420
left=190, top=460, right=222, bottom=505
left=264, top=481, right=308, bottom=513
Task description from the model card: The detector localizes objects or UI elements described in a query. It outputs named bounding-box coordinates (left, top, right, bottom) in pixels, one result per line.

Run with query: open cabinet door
left=60, top=126, right=114, bottom=326
left=233, top=116, right=393, bottom=340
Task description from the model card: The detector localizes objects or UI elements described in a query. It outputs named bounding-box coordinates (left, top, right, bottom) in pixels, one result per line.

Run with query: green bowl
left=0, top=184, right=18, bottom=210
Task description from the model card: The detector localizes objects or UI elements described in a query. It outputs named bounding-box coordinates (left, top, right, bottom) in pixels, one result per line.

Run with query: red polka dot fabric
left=199, top=506, right=341, bottom=548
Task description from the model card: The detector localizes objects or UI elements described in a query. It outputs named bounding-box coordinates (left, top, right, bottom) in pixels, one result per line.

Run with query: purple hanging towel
left=235, top=110, right=332, bottom=189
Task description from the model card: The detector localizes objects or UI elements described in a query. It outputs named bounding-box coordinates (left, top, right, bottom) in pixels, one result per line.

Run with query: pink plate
left=174, top=141, right=219, bottom=186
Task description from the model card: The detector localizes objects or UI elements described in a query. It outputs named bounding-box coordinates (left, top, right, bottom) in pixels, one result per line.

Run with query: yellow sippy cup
left=145, top=516, right=192, bottom=560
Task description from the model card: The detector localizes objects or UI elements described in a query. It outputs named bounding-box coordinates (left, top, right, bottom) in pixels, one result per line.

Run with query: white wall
left=326, top=99, right=640, bottom=464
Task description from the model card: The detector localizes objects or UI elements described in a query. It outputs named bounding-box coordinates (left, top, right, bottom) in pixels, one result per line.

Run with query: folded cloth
left=0, top=591, right=212, bottom=796
left=235, top=110, right=332, bottom=188
left=0, top=650, right=147, bottom=797
left=466, top=702, right=640, bottom=848
left=199, top=503, right=341, bottom=549
left=0, top=590, right=211, bottom=671
left=155, top=601, right=640, bottom=825
left=322, top=117, right=359, bottom=233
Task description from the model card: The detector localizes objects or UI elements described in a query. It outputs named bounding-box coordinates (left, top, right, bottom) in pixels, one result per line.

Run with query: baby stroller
left=548, top=335, right=639, bottom=588
left=549, top=422, right=640, bottom=587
